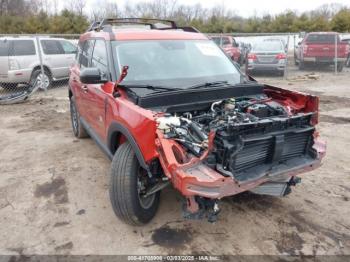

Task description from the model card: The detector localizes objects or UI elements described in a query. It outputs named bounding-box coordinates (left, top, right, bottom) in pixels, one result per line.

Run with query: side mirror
left=80, top=68, right=108, bottom=84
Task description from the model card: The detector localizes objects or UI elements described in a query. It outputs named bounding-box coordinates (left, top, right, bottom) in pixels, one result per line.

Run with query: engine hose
left=188, top=122, right=208, bottom=141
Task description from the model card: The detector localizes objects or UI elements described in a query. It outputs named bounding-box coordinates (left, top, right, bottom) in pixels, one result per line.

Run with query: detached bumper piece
left=0, top=81, right=39, bottom=105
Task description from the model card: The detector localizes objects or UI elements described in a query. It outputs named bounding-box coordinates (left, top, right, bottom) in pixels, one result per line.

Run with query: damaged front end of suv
left=72, top=25, right=326, bottom=225
left=153, top=83, right=326, bottom=221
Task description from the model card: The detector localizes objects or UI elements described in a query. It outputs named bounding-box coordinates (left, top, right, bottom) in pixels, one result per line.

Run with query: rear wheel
left=109, top=142, right=160, bottom=225
left=70, top=96, right=89, bottom=138
left=337, top=63, right=344, bottom=72
left=30, top=69, right=52, bottom=90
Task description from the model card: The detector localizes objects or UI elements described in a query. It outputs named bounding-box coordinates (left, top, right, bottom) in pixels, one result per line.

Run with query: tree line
left=0, top=0, right=349, bottom=34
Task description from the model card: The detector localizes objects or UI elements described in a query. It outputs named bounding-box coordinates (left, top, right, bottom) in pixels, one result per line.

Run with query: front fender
left=107, top=121, right=150, bottom=170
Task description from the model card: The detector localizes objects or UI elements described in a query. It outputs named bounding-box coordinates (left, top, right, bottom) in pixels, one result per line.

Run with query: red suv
left=69, top=18, right=326, bottom=225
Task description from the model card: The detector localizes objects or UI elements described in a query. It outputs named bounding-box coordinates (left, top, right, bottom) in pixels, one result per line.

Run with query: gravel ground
left=0, top=66, right=349, bottom=256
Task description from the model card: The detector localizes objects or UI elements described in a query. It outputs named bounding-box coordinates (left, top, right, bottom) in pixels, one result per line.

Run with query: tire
left=298, top=60, right=305, bottom=70
left=346, top=56, right=350, bottom=68
left=30, top=69, right=52, bottom=90
left=294, top=54, right=299, bottom=65
left=109, top=142, right=160, bottom=225
left=70, top=96, right=89, bottom=138
left=337, top=63, right=344, bottom=72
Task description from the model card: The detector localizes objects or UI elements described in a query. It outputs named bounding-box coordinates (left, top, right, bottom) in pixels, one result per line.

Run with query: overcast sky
left=84, top=0, right=350, bottom=17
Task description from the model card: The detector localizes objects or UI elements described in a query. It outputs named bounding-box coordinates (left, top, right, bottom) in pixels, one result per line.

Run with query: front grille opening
left=230, top=129, right=314, bottom=174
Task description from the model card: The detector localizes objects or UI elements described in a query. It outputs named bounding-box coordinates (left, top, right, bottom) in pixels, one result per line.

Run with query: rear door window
left=80, top=40, right=95, bottom=68
left=41, top=40, right=64, bottom=55
left=91, top=40, right=108, bottom=73
left=10, top=40, right=36, bottom=56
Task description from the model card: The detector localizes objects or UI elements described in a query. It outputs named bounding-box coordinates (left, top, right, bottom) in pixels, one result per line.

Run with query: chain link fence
left=0, top=32, right=349, bottom=104
left=212, top=32, right=350, bottom=81
left=0, top=34, right=80, bottom=104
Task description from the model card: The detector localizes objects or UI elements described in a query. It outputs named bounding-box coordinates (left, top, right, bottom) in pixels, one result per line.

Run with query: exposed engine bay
left=157, top=93, right=317, bottom=184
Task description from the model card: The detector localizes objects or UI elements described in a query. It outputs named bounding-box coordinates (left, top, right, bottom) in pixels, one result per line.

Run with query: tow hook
left=208, top=202, right=221, bottom=223
left=282, top=176, right=302, bottom=197
left=182, top=197, right=221, bottom=223
left=288, top=176, right=302, bottom=186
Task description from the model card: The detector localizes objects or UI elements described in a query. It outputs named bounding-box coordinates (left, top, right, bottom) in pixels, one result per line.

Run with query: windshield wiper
left=185, top=81, right=230, bottom=90
left=118, top=84, right=180, bottom=92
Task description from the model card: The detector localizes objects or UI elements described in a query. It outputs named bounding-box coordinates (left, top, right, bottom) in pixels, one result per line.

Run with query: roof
left=308, top=32, right=339, bottom=35
left=82, top=18, right=207, bottom=42
left=0, top=36, right=66, bottom=40
left=80, top=29, right=208, bottom=42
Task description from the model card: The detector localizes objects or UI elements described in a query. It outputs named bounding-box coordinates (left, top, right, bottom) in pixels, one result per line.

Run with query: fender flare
left=107, top=121, right=149, bottom=171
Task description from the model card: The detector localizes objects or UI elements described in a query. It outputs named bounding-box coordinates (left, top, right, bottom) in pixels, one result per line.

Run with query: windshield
left=306, top=34, right=339, bottom=43
left=112, top=40, right=241, bottom=88
left=252, top=41, right=284, bottom=52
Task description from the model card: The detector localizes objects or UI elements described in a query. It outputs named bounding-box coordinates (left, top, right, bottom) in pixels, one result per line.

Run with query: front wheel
left=298, top=60, right=305, bottom=70
left=294, top=54, right=299, bottom=65
left=346, top=56, right=350, bottom=67
left=109, top=142, right=160, bottom=225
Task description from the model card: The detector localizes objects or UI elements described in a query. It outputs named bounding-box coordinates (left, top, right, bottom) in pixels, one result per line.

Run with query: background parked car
left=0, top=37, right=77, bottom=90
left=294, top=32, right=349, bottom=72
left=247, top=39, right=287, bottom=76
left=210, top=35, right=242, bottom=65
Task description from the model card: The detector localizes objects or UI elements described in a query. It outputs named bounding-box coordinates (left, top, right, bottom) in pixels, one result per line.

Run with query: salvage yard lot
left=0, top=67, right=349, bottom=255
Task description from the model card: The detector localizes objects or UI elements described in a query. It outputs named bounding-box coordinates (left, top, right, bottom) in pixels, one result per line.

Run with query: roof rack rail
left=86, top=18, right=199, bottom=33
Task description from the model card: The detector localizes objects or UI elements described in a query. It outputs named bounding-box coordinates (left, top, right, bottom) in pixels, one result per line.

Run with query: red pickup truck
left=210, top=35, right=242, bottom=64
left=294, top=32, right=349, bottom=72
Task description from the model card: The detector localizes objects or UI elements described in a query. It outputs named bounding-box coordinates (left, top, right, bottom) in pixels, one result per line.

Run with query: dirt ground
left=0, top=66, right=350, bottom=256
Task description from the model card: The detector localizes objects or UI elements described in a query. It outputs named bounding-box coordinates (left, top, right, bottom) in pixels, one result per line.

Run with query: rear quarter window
left=80, top=40, right=95, bottom=68
left=10, top=40, right=36, bottom=56
left=60, top=40, right=77, bottom=54
left=0, top=40, right=9, bottom=56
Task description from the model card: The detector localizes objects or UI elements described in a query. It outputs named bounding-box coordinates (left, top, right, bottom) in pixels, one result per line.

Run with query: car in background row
left=341, top=38, right=350, bottom=67
left=247, top=38, right=287, bottom=76
left=294, top=32, right=349, bottom=72
left=237, top=41, right=251, bottom=64
left=210, top=35, right=242, bottom=64
left=0, top=37, right=77, bottom=90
